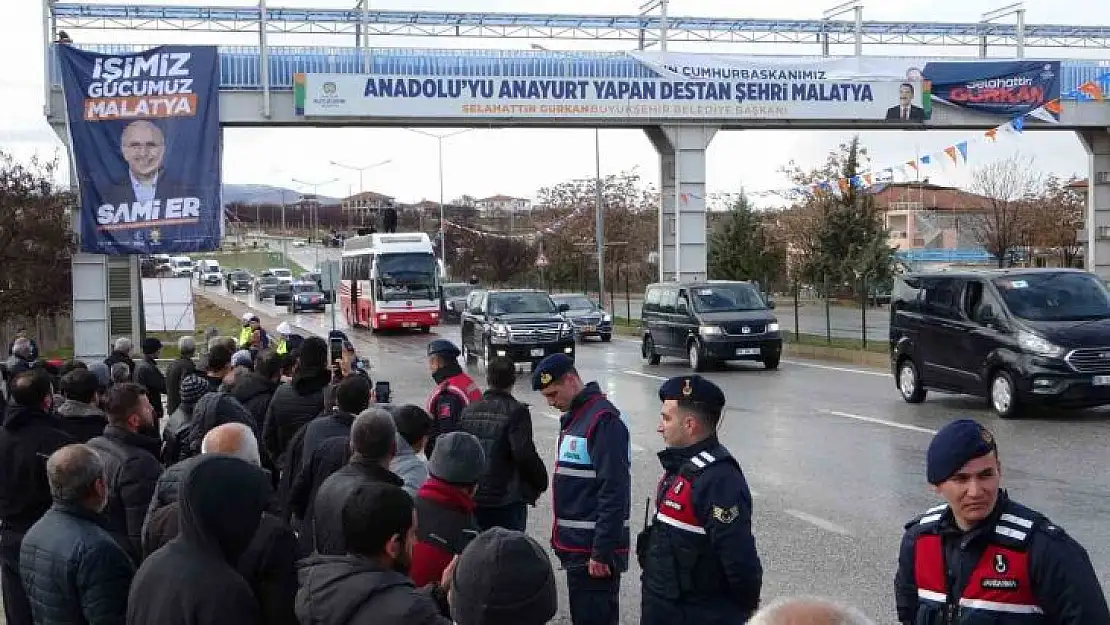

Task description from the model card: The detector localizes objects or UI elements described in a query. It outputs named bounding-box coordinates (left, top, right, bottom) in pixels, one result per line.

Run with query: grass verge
left=200, top=250, right=309, bottom=276
left=611, top=317, right=887, bottom=354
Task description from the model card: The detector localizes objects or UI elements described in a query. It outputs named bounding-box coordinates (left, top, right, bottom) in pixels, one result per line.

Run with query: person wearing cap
left=532, top=353, right=630, bottom=625
left=133, top=337, right=167, bottom=429
left=424, top=339, right=481, bottom=457
left=895, top=419, right=1110, bottom=625
left=273, top=321, right=304, bottom=356
left=639, top=374, right=762, bottom=625
left=409, top=431, right=485, bottom=588
left=448, top=527, right=558, bottom=625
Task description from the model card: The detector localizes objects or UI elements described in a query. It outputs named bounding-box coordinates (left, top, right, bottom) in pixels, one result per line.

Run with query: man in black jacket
left=312, top=408, right=403, bottom=555
left=164, top=336, right=197, bottom=415
left=133, top=337, right=167, bottom=429
left=0, top=371, right=75, bottom=625
left=86, top=383, right=164, bottom=564
left=231, top=349, right=282, bottom=428
left=458, top=356, right=548, bottom=531
left=296, top=482, right=452, bottom=625
left=19, top=444, right=134, bottom=625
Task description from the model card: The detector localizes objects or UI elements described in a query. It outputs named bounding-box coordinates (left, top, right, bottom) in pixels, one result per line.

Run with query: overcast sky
left=3, top=0, right=1109, bottom=205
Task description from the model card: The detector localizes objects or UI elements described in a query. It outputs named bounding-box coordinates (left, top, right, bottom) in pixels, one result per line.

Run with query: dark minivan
left=640, top=280, right=782, bottom=371
left=891, top=268, right=1110, bottom=418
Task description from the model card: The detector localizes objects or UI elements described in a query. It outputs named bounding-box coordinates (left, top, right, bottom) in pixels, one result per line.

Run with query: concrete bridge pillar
left=645, top=125, right=718, bottom=283
left=1078, top=129, right=1110, bottom=279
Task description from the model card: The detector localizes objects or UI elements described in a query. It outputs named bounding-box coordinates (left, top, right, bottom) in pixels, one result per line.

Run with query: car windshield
left=688, top=284, right=767, bottom=312
left=259, top=276, right=278, bottom=285
left=231, top=272, right=249, bottom=279
left=293, top=283, right=317, bottom=293
left=993, top=273, right=1110, bottom=321
left=555, top=296, right=597, bottom=311
left=272, top=269, right=291, bottom=277
left=375, top=253, right=437, bottom=301
left=488, top=293, right=556, bottom=315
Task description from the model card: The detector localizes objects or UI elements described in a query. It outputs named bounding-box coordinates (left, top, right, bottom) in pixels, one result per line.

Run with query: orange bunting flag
left=1078, top=81, right=1105, bottom=102
left=905, top=160, right=918, bottom=171
left=984, top=128, right=998, bottom=142
left=1044, top=99, right=1063, bottom=114
left=944, top=146, right=959, bottom=164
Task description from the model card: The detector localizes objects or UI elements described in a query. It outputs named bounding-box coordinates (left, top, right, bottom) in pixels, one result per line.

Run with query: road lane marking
left=544, top=411, right=648, bottom=452
left=784, top=509, right=852, bottom=536
left=782, top=359, right=888, bottom=377
left=622, top=370, right=667, bottom=381
left=820, top=409, right=937, bottom=435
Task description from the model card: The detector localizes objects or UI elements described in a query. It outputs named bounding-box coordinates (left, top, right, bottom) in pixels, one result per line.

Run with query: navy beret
left=427, top=339, right=460, bottom=358
left=532, top=353, right=574, bottom=390
left=658, top=375, right=726, bottom=410
left=926, top=419, right=997, bottom=485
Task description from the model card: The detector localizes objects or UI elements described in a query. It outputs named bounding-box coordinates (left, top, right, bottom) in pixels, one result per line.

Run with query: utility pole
left=594, top=128, right=605, bottom=308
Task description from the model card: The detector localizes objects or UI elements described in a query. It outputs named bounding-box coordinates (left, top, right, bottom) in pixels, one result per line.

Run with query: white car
left=268, top=267, right=294, bottom=284
left=196, top=260, right=222, bottom=286
left=168, top=256, right=194, bottom=278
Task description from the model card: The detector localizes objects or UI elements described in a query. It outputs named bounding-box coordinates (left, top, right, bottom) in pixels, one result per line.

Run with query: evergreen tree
left=708, top=192, right=786, bottom=289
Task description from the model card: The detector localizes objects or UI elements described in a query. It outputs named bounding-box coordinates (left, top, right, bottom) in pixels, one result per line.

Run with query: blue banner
left=56, top=45, right=222, bottom=254
left=923, top=60, right=1061, bottom=120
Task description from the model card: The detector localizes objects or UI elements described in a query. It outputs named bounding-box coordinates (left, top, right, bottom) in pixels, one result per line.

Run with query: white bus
left=340, top=232, right=445, bottom=332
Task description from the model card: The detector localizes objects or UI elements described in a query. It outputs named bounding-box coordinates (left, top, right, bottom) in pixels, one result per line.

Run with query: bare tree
left=1025, top=175, right=1084, bottom=268
left=967, top=155, right=1042, bottom=268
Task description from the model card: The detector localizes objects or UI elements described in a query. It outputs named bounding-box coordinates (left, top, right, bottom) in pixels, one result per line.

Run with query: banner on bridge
left=923, top=60, right=1061, bottom=122
left=56, top=44, right=223, bottom=255
left=295, top=53, right=927, bottom=122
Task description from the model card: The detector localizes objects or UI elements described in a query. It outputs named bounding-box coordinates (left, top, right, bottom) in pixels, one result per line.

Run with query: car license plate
left=1094, top=375, right=1110, bottom=386
left=530, top=348, right=544, bottom=357
left=403, top=322, right=417, bottom=328
left=583, top=325, right=596, bottom=333
left=735, top=347, right=761, bottom=356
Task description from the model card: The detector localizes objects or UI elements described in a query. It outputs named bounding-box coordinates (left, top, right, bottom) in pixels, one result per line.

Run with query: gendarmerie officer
left=533, top=354, right=631, bottom=625
left=895, top=419, right=1110, bottom=625
left=638, top=375, right=762, bottom=625
left=424, top=339, right=481, bottom=457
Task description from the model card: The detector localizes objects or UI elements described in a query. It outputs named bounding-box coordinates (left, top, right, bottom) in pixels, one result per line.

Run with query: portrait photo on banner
left=55, top=44, right=222, bottom=255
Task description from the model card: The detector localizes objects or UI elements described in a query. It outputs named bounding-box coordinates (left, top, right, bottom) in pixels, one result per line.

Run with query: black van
left=890, top=268, right=1110, bottom=418
left=640, top=280, right=782, bottom=371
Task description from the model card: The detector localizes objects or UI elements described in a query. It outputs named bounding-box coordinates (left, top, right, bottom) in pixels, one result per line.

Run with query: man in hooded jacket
left=127, top=454, right=269, bottom=625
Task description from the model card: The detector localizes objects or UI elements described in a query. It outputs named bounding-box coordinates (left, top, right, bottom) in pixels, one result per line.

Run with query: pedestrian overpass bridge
left=40, top=3, right=1110, bottom=358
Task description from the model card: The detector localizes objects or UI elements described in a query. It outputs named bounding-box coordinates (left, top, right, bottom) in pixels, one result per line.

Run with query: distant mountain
left=222, top=184, right=342, bottom=206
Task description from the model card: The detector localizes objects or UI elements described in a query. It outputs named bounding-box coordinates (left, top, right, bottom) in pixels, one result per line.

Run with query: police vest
left=238, top=326, right=252, bottom=349
left=551, top=393, right=631, bottom=562
left=424, top=371, right=481, bottom=421
left=275, top=338, right=287, bottom=355
left=910, top=503, right=1046, bottom=625
left=642, top=445, right=738, bottom=602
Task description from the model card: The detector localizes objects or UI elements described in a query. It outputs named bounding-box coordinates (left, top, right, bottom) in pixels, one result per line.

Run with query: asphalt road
left=609, top=295, right=890, bottom=343
left=200, top=283, right=1110, bottom=624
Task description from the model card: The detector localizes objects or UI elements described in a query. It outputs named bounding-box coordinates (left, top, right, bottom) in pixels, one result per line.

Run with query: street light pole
left=595, top=128, right=605, bottom=308
left=292, top=176, right=338, bottom=271
left=401, top=128, right=476, bottom=263
left=330, top=158, right=392, bottom=226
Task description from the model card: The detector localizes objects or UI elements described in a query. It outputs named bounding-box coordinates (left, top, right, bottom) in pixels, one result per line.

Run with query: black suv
left=225, top=269, right=252, bottom=294
left=460, top=289, right=575, bottom=366
left=891, top=268, right=1110, bottom=418
left=640, top=280, right=782, bottom=371
left=441, top=282, right=476, bottom=324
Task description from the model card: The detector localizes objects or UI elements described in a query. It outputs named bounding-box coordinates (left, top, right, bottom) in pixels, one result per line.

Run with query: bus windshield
left=375, top=253, right=437, bottom=301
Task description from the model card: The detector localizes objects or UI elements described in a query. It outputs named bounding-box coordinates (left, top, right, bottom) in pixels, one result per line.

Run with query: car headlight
left=1018, top=330, right=1065, bottom=358
left=767, top=322, right=780, bottom=332
left=492, top=323, right=509, bottom=337
left=699, top=325, right=724, bottom=337
left=602, top=313, right=611, bottom=322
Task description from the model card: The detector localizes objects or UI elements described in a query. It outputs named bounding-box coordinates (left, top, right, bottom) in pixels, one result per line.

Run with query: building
left=342, top=190, right=396, bottom=219
left=475, top=194, right=532, bottom=214
left=872, top=182, right=992, bottom=252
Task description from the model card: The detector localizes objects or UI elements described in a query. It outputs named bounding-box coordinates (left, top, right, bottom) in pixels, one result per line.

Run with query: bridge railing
left=45, top=43, right=1110, bottom=95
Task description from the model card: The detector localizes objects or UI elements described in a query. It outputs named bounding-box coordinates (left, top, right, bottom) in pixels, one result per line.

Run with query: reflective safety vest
left=275, top=338, right=287, bottom=355
left=551, top=391, right=630, bottom=566
left=424, top=371, right=481, bottom=421
left=237, top=326, right=252, bottom=349
left=911, top=503, right=1046, bottom=625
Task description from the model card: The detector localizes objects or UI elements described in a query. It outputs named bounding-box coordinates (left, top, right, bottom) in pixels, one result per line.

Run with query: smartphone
left=329, top=337, right=344, bottom=364
left=375, top=381, right=391, bottom=404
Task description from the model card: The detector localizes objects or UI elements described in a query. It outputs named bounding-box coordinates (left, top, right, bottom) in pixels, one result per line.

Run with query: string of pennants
left=443, top=78, right=1110, bottom=240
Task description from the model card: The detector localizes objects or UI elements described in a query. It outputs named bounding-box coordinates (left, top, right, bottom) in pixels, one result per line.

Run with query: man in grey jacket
left=390, top=405, right=432, bottom=496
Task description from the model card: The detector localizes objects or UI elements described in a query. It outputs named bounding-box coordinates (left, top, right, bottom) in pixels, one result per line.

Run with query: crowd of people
left=3, top=317, right=1109, bottom=625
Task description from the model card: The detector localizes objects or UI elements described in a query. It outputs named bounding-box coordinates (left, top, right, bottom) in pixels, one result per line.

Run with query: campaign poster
left=923, top=60, right=1061, bottom=121
left=56, top=45, right=223, bottom=254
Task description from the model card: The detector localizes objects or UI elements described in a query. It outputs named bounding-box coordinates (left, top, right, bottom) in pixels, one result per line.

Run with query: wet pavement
left=202, top=284, right=1110, bottom=623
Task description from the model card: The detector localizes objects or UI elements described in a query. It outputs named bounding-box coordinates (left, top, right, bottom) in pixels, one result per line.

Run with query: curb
left=783, top=342, right=889, bottom=369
